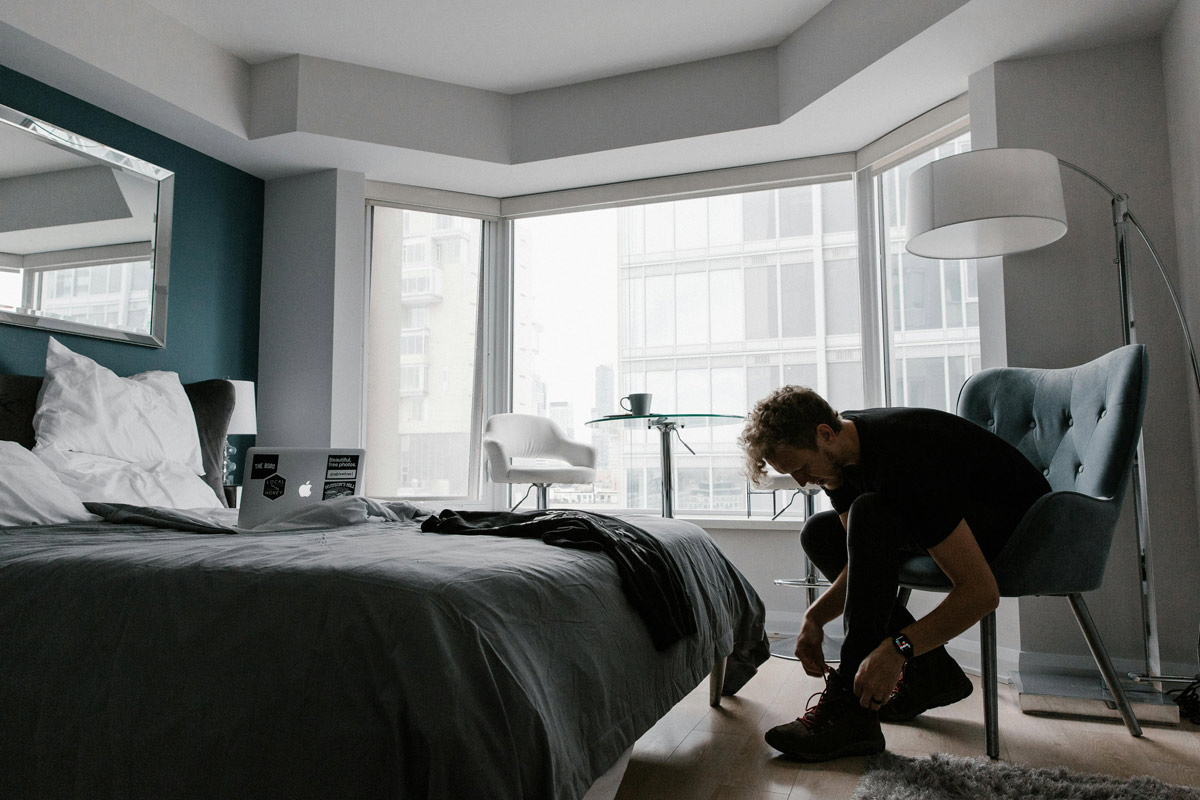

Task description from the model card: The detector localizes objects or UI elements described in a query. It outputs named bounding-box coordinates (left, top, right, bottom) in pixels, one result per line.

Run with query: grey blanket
left=0, top=510, right=768, bottom=800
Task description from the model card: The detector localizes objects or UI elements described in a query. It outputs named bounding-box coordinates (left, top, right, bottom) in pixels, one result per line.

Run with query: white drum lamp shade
left=905, top=148, right=1068, bottom=259
left=226, top=380, right=258, bottom=435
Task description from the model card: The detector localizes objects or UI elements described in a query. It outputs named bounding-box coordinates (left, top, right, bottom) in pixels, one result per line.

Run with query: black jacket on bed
left=421, top=509, right=698, bottom=650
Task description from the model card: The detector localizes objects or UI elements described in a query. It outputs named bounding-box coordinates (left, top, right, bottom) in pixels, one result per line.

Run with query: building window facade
left=877, top=132, right=978, bottom=412
left=511, top=180, right=865, bottom=514
left=0, top=260, right=153, bottom=334
left=365, top=206, right=483, bottom=499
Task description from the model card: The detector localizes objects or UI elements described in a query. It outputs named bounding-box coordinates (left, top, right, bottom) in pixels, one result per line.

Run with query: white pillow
left=33, top=338, right=205, bottom=475
left=35, top=445, right=222, bottom=509
left=0, top=441, right=95, bottom=526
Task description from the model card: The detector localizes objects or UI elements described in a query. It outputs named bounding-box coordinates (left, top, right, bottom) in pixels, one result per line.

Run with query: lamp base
left=1015, top=666, right=1179, bottom=725
left=223, top=440, right=236, bottom=485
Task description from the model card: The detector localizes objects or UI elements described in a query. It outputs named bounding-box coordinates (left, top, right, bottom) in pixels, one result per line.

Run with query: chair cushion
left=897, top=555, right=952, bottom=591
left=503, top=466, right=597, bottom=485
left=751, top=472, right=801, bottom=491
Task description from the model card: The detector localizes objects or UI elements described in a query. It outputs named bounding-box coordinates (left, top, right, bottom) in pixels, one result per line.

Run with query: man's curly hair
left=738, top=385, right=842, bottom=486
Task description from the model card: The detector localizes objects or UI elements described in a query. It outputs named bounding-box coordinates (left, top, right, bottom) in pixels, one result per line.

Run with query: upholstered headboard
left=0, top=375, right=236, bottom=507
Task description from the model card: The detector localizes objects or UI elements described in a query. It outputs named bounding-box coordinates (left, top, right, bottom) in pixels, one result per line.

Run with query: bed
left=0, top=366, right=769, bottom=800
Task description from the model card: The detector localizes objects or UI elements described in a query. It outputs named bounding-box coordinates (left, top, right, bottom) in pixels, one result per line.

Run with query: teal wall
left=0, top=65, right=262, bottom=385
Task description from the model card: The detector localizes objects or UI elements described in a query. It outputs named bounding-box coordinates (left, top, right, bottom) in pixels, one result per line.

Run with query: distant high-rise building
left=548, top=401, right=573, bottom=440
left=594, top=364, right=615, bottom=417
left=365, top=208, right=481, bottom=497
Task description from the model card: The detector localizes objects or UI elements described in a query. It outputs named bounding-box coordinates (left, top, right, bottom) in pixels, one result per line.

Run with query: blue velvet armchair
left=897, top=344, right=1149, bottom=758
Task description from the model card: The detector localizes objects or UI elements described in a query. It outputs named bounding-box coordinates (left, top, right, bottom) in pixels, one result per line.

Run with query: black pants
left=800, top=493, right=926, bottom=681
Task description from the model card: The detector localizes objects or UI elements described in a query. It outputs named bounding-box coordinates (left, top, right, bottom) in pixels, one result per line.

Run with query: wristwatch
left=892, top=633, right=915, bottom=661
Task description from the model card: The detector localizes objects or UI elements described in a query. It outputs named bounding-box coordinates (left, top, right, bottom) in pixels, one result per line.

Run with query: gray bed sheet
left=0, top=510, right=768, bottom=800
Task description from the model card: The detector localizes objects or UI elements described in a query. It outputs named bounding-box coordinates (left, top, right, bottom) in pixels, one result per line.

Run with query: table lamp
left=905, top=147, right=1200, bottom=690
left=223, top=379, right=258, bottom=485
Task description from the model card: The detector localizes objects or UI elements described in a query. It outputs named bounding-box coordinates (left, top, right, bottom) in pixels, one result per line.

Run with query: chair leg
left=535, top=485, right=549, bottom=510
left=980, top=610, right=1000, bottom=759
left=896, top=587, right=912, bottom=607
left=1066, top=593, right=1143, bottom=738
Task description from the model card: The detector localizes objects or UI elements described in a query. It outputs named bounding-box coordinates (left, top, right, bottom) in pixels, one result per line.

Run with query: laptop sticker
left=263, top=473, right=286, bottom=500
left=323, top=480, right=356, bottom=500
left=326, top=454, right=360, bottom=481
left=250, top=454, right=280, bottom=480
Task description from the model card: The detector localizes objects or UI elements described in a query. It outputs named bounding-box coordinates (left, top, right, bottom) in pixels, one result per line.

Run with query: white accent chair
left=746, top=468, right=803, bottom=519
left=483, top=413, right=598, bottom=509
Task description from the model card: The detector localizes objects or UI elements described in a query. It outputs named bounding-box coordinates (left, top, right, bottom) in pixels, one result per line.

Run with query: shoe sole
left=767, top=735, right=886, bottom=763
left=879, top=679, right=974, bottom=723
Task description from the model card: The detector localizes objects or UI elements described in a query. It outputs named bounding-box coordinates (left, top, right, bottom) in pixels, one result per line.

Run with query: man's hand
left=853, top=639, right=906, bottom=710
left=795, top=616, right=829, bottom=677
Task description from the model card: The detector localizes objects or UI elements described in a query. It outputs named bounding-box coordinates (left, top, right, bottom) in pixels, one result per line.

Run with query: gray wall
left=259, top=169, right=365, bottom=448
left=973, top=39, right=1200, bottom=673
left=1163, top=0, right=1200, bottom=562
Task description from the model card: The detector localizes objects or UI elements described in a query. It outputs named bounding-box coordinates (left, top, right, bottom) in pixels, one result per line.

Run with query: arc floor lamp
left=904, top=147, right=1200, bottom=692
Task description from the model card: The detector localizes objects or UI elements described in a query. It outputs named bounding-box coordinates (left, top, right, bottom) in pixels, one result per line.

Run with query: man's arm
left=852, top=519, right=999, bottom=707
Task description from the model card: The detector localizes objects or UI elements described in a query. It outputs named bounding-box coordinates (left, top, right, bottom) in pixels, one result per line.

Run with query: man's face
left=765, top=427, right=845, bottom=490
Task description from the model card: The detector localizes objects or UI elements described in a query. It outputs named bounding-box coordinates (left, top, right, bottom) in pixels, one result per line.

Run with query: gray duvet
left=0, top=508, right=768, bottom=800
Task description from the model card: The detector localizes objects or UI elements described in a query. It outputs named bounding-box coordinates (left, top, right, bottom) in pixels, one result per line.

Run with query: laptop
left=238, top=447, right=367, bottom=529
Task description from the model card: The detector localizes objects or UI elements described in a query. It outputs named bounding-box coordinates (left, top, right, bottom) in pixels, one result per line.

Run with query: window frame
left=859, top=119, right=973, bottom=407
left=361, top=97, right=970, bottom=514
left=362, top=196, right=502, bottom=509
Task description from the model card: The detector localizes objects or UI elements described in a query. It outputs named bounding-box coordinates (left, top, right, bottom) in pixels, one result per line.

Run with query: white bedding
left=35, top=444, right=222, bottom=509
left=0, top=441, right=96, bottom=526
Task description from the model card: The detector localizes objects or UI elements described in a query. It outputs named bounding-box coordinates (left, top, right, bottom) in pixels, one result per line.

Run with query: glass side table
left=585, top=412, right=743, bottom=518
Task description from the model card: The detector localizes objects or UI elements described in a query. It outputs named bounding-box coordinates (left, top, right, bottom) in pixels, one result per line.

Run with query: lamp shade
left=226, top=380, right=258, bottom=435
left=905, top=148, right=1068, bottom=259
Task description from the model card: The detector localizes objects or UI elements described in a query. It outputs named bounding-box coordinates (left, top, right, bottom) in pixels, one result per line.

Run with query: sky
left=515, top=208, right=620, bottom=434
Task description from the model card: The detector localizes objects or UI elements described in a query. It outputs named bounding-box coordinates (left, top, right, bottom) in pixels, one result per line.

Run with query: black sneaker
left=879, top=646, right=974, bottom=723
left=764, top=669, right=886, bottom=762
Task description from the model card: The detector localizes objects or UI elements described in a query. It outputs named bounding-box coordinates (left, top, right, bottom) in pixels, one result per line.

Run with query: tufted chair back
left=957, top=345, right=1148, bottom=502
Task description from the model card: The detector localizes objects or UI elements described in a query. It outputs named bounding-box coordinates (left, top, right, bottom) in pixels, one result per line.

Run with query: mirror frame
left=0, top=102, right=175, bottom=347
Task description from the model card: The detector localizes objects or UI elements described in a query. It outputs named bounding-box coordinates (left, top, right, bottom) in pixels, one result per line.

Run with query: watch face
left=893, top=634, right=915, bottom=658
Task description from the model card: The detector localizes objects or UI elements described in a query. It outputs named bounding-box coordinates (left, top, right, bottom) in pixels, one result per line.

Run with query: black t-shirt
left=825, top=407, right=1051, bottom=560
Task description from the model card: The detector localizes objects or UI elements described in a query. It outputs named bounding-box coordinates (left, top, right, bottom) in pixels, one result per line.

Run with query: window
left=0, top=269, right=22, bottom=309
left=360, top=105, right=972, bottom=514
left=365, top=207, right=483, bottom=498
left=875, top=132, right=978, bottom=412
left=511, top=180, right=862, bottom=514
left=7, top=261, right=155, bottom=334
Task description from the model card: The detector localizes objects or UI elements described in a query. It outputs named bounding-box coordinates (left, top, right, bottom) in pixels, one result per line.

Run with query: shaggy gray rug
left=853, top=752, right=1200, bottom=800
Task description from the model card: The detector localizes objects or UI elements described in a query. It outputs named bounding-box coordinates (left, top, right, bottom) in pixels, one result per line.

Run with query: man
left=739, top=386, right=1050, bottom=762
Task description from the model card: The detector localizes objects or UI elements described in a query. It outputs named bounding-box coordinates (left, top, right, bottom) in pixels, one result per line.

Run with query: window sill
left=677, top=515, right=805, bottom=532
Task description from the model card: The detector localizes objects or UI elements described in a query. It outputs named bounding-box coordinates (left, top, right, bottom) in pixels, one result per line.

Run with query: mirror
left=0, top=102, right=174, bottom=347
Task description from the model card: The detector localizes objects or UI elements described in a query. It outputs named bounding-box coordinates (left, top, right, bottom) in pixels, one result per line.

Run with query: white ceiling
left=0, top=0, right=1182, bottom=198
left=140, top=0, right=834, bottom=94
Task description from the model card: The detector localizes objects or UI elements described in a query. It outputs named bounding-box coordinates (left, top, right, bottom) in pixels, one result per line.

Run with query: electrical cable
left=509, top=484, right=534, bottom=512
left=1167, top=677, right=1200, bottom=724
left=771, top=489, right=801, bottom=521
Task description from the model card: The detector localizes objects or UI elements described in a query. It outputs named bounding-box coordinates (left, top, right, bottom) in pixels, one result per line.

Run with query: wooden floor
left=613, top=656, right=1200, bottom=800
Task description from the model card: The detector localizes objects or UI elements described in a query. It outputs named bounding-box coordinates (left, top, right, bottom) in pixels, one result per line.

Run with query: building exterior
left=365, top=207, right=482, bottom=498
